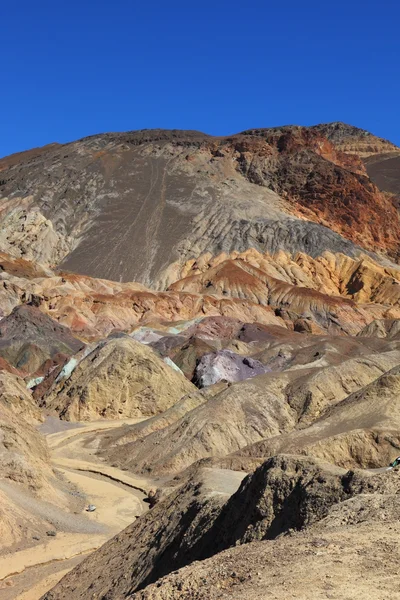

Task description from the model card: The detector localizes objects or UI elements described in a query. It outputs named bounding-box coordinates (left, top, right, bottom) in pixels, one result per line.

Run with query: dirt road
left=0, top=418, right=152, bottom=600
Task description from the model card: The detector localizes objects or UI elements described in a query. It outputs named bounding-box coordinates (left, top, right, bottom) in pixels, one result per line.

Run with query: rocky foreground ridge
left=43, top=456, right=400, bottom=600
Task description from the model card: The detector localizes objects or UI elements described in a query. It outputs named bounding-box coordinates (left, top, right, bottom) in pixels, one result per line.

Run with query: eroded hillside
left=1, top=123, right=400, bottom=287
left=0, top=122, right=400, bottom=600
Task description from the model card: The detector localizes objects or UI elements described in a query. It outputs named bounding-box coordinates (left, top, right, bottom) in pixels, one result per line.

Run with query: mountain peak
left=312, top=121, right=400, bottom=155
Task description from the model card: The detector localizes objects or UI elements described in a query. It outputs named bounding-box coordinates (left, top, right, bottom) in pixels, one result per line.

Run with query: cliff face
left=0, top=123, right=399, bottom=288
left=233, top=126, right=400, bottom=254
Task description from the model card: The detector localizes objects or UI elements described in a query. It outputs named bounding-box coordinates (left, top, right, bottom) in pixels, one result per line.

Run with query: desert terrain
left=0, top=122, right=400, bottom=598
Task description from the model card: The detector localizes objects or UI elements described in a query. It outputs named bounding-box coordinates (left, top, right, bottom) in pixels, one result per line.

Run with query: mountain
left=1, top=122, right=400, bottom=599
left=311, top=121, right=400, bottom=157
left=1, top=123, right=400, bottom=288
left=0, top=304, right=84, bottom=375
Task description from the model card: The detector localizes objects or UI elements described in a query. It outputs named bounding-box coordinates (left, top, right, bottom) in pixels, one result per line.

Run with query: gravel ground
left=39, top=417, right=84, bottom=436
left=0, top=480, right=106, bottom=535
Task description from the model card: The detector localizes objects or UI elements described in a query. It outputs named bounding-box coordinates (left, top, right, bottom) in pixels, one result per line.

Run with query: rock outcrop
left=0, top=372, right=53, bottom=495
left=40, top=337, right=198, bottom=421
left=97, top=343, right=400, bottom=475
left=193, top=350, right=268, bottom=387
left=238, top=362, right=400, bottom=469
left=312, top=122, right=400, bottom=158
left=129, top=519, right=400, bottom=599
left=1, top=246, right=400, bottom=341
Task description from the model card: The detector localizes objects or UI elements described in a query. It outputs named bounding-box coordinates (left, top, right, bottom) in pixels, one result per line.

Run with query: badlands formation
left=0, top=123, right=400, bottom=598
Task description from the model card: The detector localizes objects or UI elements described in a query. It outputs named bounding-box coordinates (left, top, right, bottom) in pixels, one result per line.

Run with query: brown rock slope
left=98, top=344, right=400, bottom=475
left=0, top=304, right=84, bottom=375
left=235, top=125, right=400, bottom=255
left=0, top=253, right=286, bottom=340
left=99, top=373, right=296, bottom=475
left=0, top=381, right=50, bottom=492
left=170, top=258, right=368, bottom=335
left=42, top=456, right=400, bottom=600
left=130, top=521, right=400, bottom=600
left=168, top=248, right=400, bottom=334
left=359, top=318, right=400, bottom=339
left=40, top=336, right=198, bottom=421
left=312, top=122, right=400, bottom=199
left=0, top=371, right=42, bottom=421
left=1, top=124, right=399, bottom=287
left=173, top=248, right=400, bottom=307
left=0, top=372, right=58, bottom=550
left=366, top=154, right=400, bottom=197
left=238, top=363, right=400, bottom=469
left=312, top=121, right=400, bottom=158
left=44, top=248, right=400, bottom=337
left=2, top=246, right=400, bottom=340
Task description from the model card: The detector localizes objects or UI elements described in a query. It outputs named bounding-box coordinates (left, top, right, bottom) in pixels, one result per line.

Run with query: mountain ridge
left=1, top=121, right=400, bottom=288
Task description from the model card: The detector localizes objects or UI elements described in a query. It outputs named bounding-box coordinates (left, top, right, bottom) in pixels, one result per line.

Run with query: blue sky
left=1, top=0, right=400, bottom=157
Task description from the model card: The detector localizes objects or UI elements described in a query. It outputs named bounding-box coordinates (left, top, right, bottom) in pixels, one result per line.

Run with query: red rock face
left=240, top=126, right=367, bottom=174
left=212, top=127, right=400, bottom=257
left=1, top=247, right=400, bottom=342
left=0, top=357, right=22, bottom=376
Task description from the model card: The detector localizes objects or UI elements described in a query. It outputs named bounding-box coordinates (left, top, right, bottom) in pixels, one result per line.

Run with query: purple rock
left=194, top=350, right=268, bottom=388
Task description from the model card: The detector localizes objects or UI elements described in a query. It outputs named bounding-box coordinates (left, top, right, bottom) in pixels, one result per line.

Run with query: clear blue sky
left=2, top=0, right=400, bottom=157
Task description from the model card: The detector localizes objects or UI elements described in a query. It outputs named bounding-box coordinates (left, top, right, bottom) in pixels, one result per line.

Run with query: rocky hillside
left=0, top=122, right=400, bottom=599
left=312, top=121, right=400, bottom=157
left=1, top=123, right=400, bottom=287
left=1, top=246, right=400, bottom=344
left=0, top=371, right=68, bottom=553
left=39, top=336, right=198, bottom=421
left=42, top=456, right=400, bottom=600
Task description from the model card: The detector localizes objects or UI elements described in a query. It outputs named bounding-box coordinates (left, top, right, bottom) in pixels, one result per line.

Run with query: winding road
left=0, top=419, right=152, bottom=600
